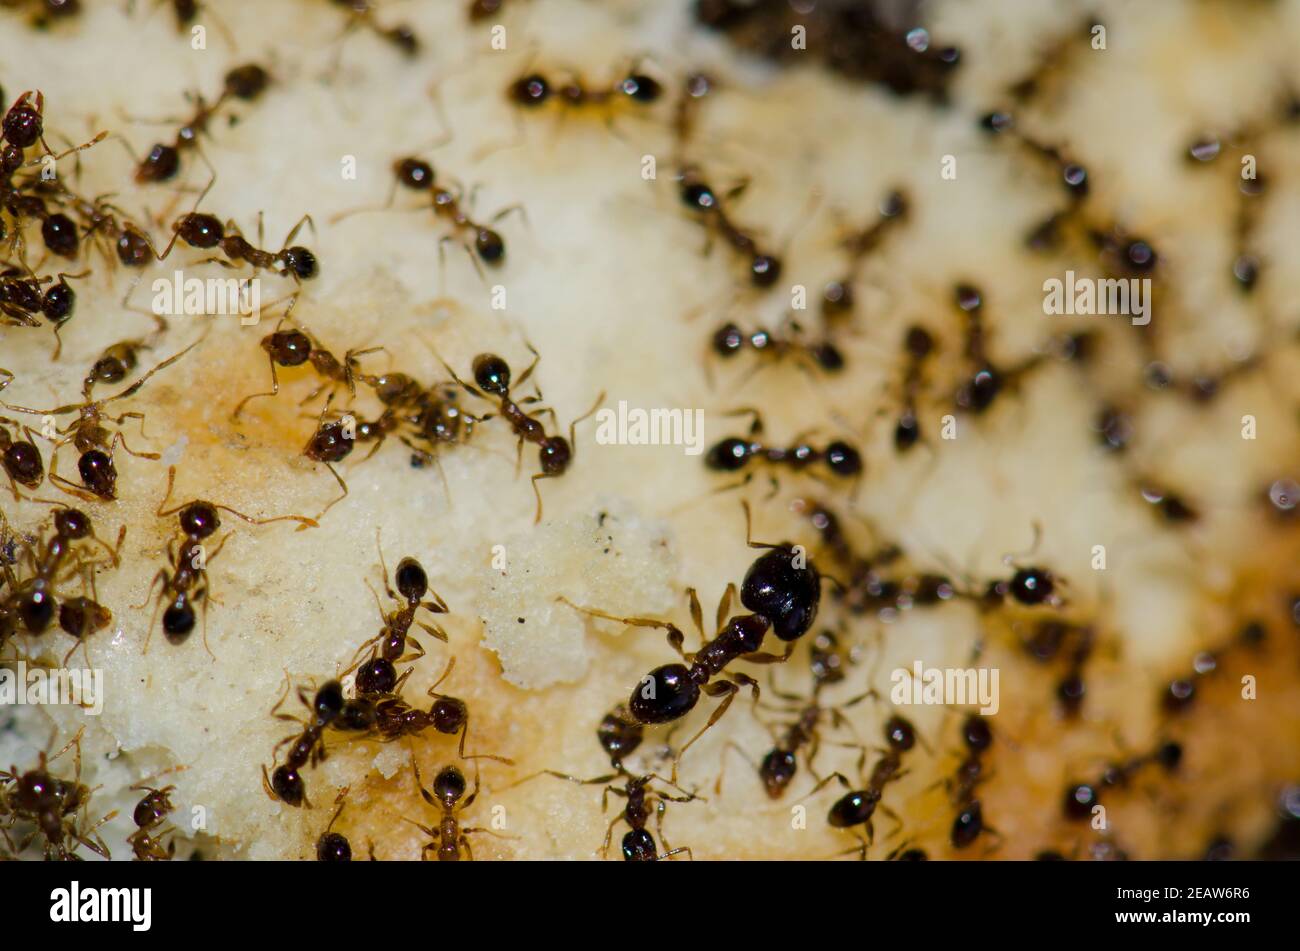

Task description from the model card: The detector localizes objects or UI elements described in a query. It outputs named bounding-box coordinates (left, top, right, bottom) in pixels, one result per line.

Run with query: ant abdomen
left=629, top=663, right=700, bottom=723
left=740, top=547, right=820, bottom=641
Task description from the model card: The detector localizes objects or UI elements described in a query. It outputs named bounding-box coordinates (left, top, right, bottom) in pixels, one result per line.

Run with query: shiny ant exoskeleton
left=139, top=466, right=316, bottom=654
left=677, top=164, right=782, bottom=288
left=1, top=341, right=195, bottom=501
left=128, top=780, right=180, bottom=861
left=132, top=64, right=271, bottom=184
left=434, top=346, right=601, bottom=522
left=404, top=759, right=489, bottom=861
left=0, top=414, right=44, bottom=497
left=508, top=64, right=663, bottom=115
left=262, top=678, right=346, bottom=809
left=945, top=714, right=998, bottom=850
left=710, top=319, right=844, bottom=374
left=704, top=410, right=863, bottom=487
left=316, top=787, right=353, bottom=861
left=813, top=714, right=924, bottom=859
left=0, top=728, right=116, bottom=860
left=349, top=544, right=448, bottom=675
left=390, top=156, right=519, bottom=274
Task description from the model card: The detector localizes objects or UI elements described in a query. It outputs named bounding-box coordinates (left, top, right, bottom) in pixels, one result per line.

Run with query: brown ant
left=316, top=786, right=353, bottom=861
left=138, top=465, right=316, bottom=654
left=433, top=346, right=601, bottom=522
left=1, top=341, right=196, bottom=501
left=0, top=414, right=44, bottom=497
left=950, top=283, right=1045, bottom=414
left=0, top=728, right=116, bottom=860
left=404, top=759, right=489, bottom=861
left=302, top=397, right=357, bottom=522
left=811, top=715, right=925, bottom=859
left=1022, top=618, right=1096, bottom=718
left=822, top=190, right=909, bottom=322
left=894, top=325, right=936, bottom=451
left=944, top=714, right=998, bottom=850
left=704, top=409, right=863, bottom=487
left=331, top=0, right=418, bottom=56
left=348, top=542, right=449, bottom=677
left=710, top=319, right=844, bottom=374
left=262, top=678, right=347, bottom=808
left=132, top=64, right=271, bottom=184
left=1063, top=738, right=1183, bottom=824
left=677, top=164, right=782, bottom=288
left=507, top=64, right=664, bottom=115
left=128, top=778, right=181, bottom=861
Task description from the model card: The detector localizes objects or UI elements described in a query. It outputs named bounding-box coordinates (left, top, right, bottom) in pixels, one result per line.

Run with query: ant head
left=431, top=697, right=467, bottom=736
left=811, top=341, right=844, bottom=372
left=749, top=253, right=782, bottom=287
left=2, top=91, right=43, bottom=149
left=53, top=507, right=91, bottom=540
left=954, top=283, right=983, bottom=312
left=356, top=657, right=398, bottom=697
left=705, top=436, right=750, bottom=471
left=1063, top=782, right=1099, bottom=820
left=474, top=228, right=505, bottom=264
left=265, top=329, right=312, bottom=366
left=740, top=545, right=821, bottom=641
left=884, top=715, right=916, bottom=752
left=956, top=365, right=1001, bottom=413
left=314, top=680, right=346, bottom=724
left=1008, top=566, right=1054, bottom=605
left=978, top=110, right=1015, bottom=135
left=509, top=73, right=550, bottom=107
left=597, top=706, right=644, bottom=762
left=178, top=501, right=220, bottom=539
left=133, top=790, right=173, bottom=829
left=629, top=663, right=700, bottom=724
left=904, top=325, right=934, bottom=360
left=680, top=180, right=716, bottom=211
left=472, top=353, right=511, bottom=395
left=173, top=212, right=224, bottom=249
left=619, top=73, right=663, bottom=103
left=809, top=629, right=847, bottom=685
left=539, top=436, right=572, bottom=475
left=711, top=322, right=744, bottom=357
left=223, top=63, right=270, bottom=101
left=433, top=765, right=467, bottom=808
left=393, top=557, right=428, bottom=602
left=281, top=247, right=318, bottom=280
left=306, top=419, right=354, bottom=463
left=395, top=157, right=434, bottom=190
left=825, top=441, right=862, bottom=477
left=963, top=714, right=992, bottom=753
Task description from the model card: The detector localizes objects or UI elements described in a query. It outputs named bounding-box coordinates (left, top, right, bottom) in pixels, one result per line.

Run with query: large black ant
left=405, top=759, right=490, bottom=861
left=433, top=346, right=601, bottom=522
left=1, top=341, right=196, bottom=501
left=138, top=465, right=316, bottom=654
left=567, top=505, right=821, bottom=766
left=132, top=64, right=271, bottom=184
left=812, top=714, right=924, bottom=859
left=677, top=164, right=783, bottom=288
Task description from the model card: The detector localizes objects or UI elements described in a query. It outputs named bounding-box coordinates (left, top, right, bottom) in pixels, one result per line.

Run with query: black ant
left=710, top=319, right=844, bottom=374
left=1023, top=618, right=1096, bottom=718
left=951, top=283, right=1044, bottom=414
left=677, top=164, right=782, bottom=288
left=704, top=409, right=863, bottom=486
left=893, top=324, right=937, bottom=451
left=0, top=728, right=116, bottom=860
left=316, top=787, right=353, bottom=861
left=384, top=157, right=518, bottom=273
left=138, top=465, right=316, bottom=654
left=349, top=543, right=449, bottom=675
left=231, top=311, right=375, bottom=420
left=330, top=0, right=418, bottom=56
left=945, top=714, right=997, bottom=850
left=746, top=632, right=875, bottom=799
left=1063, top=739, right=1183, bottom=823
left=0, top=414, right=44, bottom=497
left=507, top=65, right=664, bottom=114
left=405, top=759, right=488, bottom=861
left=159, top=193, right=318, bottom=283
left=1, top=341, right=196, bottom=501
left=812, top=714, right=924, bottom=859
left=302, top=397, right=358, bottom=522
left=434, top=346, right=601, bottom=522
left=567, top=505, right=820, bottom=765
left=262, top=678, right=347, bottom=809
left=822, top=190, right=909, bottom=323
left=508, top=709, right=696, bottom=860
left=132, top=64, right=271, bottom=184
left=44, top=184, right=156, bottom=269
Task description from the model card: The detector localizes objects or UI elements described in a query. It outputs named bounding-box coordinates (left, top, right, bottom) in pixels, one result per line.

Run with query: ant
left=944, top=714, right=998, bottom=850
left=1, top=341, right=196, bottom=502
left=138, top=465, right=316, bottom=653
left=0, top=269, right=79, bottom=334
left=262, top=678, right=347, bottom=809
left=380, top=157, right=519, bottom=274
left=567, top=504, right=820, bottom=765
left=4, top=506, right=121, bottom=643
left=811, top=714, right=924, bottom=859
left=745, top=632, right=876, bottom=799
left=159, top=190, right=318, bottom=283
left=704, top=409, right=863, bottom=487
left=330, top=0, right=418, bottom=56
left=0, top=728, right=116, bottom=860
left=822, top=190, right=909, bottom=323
left=133, top=64, right=271, bottom=184
left=434, top=346, right=602, bottom=522
left=231, top=311, right=375, bottom=420
left=302, top=397, right=358, bottom=522
left=43, top=183, right=156, bottom=270
left=677, top=164, right=782, bottom=288
left=950, top=283, right=1044, bottom=414
left=507, top=64, right=664, bottom=114
left=0, top=414, right=44, bottom=497
left=82, top=340, right=151, bottom=398
left=405, top=759, right=489, bottom=861
left=710, top=319, right=844, bottom=374
left=1023, top=618, right=1096, bottom=717
left=1063, top=739, right=1183, bottom=823
left=316, top=787, right=353, bottom=861
left=349, top=543, right=449, bottom=676
left=508, top=709, right=696, bottom=860
left=894, top=325, right=936, bottom=451
left=128, top=780, right=180, bottom=861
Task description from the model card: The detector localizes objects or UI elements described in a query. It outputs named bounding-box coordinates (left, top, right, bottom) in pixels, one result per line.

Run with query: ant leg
left=675, top=676, right=757, bottom=773
left=308, top=462, right=348, bottom=525
left=557, top=596, right=687, bottom=658
left=740, top=642, right=795, bottom=665
left=427, top=656, right=456, bottom=694
left=110, top=429, right=159, bottom=461
left=568, top=390, right=606, bottom=453
left=529, top=470, right=557, bottom=524
left=713, top=583, right=736, bottom=632
left=715, top=740, right=759, bottom=796
left=231, top=357, right=281, bottom=420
